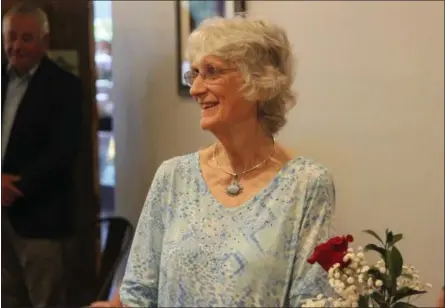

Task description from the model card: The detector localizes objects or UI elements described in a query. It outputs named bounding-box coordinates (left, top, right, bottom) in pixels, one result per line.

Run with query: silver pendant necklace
left=212, top=139, right=275, bottom=197
left=226, top=174, right=243, bottom=196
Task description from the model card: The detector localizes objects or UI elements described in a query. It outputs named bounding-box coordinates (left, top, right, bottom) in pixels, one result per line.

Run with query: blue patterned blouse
left=120, top=152, right=335, bottom=307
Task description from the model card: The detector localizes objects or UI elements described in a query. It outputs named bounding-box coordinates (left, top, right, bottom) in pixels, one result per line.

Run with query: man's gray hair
left=3, top=1, right=50, bottom=36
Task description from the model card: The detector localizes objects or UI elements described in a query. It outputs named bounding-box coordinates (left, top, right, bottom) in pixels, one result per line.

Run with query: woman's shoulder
left=288, top=156, right=332, bottom=180
left=155, top=144, right=215, bottom=176
left=153, top=152, right=200, bottom=180
left=280, top=153, right=335, bottom=213
left=283, top=157, right=334, bottom=198
left=277, top=143, right=333, bottom=183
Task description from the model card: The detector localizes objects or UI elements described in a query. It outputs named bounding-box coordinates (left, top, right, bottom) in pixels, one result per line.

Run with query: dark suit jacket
left=1, top=56, right=83, bottom=239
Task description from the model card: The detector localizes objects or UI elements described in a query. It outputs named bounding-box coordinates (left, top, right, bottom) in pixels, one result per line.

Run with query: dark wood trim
left=175, top=0, right=188, bottom=97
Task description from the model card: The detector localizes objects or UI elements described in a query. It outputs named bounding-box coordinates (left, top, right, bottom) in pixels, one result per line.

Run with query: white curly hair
left=186, top=16, right=297, bottom=136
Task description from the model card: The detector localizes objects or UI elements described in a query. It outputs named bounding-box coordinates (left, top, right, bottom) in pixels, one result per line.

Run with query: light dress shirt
left=2, top=64, right=39, bottom=162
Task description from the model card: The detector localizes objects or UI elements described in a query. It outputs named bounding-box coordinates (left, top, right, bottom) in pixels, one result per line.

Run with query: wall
left=112, top=1, right=444, bottom=305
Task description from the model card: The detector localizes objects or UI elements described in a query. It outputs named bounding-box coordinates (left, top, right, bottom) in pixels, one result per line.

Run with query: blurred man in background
left=1, top=2, right=83, bottom=307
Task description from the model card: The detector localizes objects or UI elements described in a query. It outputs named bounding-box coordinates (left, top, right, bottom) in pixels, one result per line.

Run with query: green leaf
left=392, top=233, right=403, bottom=245
left=388, top=246, right=404, bottom=279
left=368, top=268, right=392, bottom=291
left=371, top=292, right=389, bottom=307
left=363, top=229, right=385, bottom=244
left=364, top=244, right=387, bottom=260
left=392, top=287, right=427, bottom=302
left=358, top=295, right=369, bottom=308
left=387, top=231, right=394, bottom=245
left=392, top=301, right=417, bottom=308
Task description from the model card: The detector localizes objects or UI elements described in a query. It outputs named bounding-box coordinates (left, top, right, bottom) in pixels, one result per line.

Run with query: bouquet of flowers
left=302, top=230, right=432, bottom=308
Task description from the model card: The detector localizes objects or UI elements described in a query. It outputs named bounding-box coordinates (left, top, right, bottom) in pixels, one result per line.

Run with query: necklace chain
left=211, top=139, right=275, bottom=196
left=212, top=139, right=276, bottom=177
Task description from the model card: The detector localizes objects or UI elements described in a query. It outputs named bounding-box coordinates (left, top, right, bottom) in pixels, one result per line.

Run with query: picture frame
left=175, top=0, right=246, bottom=97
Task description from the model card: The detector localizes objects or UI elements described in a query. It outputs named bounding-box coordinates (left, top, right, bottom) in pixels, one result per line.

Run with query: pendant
left=226, top=176, right=243, bottom=196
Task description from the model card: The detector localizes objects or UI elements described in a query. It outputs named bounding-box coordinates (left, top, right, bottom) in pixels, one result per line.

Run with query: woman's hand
left=90, top=292, right=121, bottom=307
left=437, top=288, right=444, bottom=308
left=90, top=300, right=119, bottom=307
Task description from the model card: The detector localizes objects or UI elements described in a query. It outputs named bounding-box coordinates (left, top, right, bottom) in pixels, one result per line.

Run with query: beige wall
left=112, top=1, right=444, bottom=305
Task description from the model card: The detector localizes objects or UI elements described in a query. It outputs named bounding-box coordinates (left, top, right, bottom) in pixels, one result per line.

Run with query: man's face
left=3, top=13, right=47, bottom=74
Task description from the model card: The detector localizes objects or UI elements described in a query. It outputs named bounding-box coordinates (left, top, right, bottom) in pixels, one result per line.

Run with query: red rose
left=307, top=235, right=354, bottom=271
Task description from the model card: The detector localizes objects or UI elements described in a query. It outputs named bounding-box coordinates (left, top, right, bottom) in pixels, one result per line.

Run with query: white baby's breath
left=367, top=277, right=374, bottom=288
left=302, top=246, right=431, bottom=308
left=361, top=265, right=370, bottom=273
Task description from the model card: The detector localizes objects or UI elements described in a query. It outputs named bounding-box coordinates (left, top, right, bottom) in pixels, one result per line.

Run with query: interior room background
left=1, top=0, right=442, bottom=306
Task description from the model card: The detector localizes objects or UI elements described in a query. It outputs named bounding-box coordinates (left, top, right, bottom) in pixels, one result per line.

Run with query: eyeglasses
left=183, top=66, right=237, bottom=87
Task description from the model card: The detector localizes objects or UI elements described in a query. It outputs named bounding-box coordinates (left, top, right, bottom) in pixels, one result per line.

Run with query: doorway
left=93, top=1, right=115, bottom=219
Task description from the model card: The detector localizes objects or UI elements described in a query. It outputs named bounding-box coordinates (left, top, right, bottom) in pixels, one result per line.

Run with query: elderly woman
left=120, top=16, right=335, bottom=307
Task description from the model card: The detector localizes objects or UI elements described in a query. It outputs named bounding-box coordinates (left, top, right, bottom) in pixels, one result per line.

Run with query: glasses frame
left=183, top=67, right=237, bottom=87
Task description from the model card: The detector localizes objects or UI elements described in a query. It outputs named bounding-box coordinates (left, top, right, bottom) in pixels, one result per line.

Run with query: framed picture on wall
left=175, top=0, right=246, bottom=97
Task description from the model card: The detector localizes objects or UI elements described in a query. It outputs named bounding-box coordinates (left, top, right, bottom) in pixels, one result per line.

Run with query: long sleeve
left=119, top=162, right=168, bottom=307
left=288, top=168, right=336, bottom=307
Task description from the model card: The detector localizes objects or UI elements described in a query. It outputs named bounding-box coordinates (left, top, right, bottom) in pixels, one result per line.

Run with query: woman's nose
left=189, top=74, right=206, bottom=97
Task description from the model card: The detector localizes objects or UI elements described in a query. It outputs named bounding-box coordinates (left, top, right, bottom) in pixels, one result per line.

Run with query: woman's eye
left=205, top=66, right=217, bottom=75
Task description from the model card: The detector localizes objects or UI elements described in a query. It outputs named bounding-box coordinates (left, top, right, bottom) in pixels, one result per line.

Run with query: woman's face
left=189, top=56, right=258, bottom=132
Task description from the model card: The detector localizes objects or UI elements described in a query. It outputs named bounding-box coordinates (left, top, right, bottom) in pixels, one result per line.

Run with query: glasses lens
left=204, top=66, right=219, bottom=80
left=183, top=73, right=189, bottom=86
left=183, top=71, right=191, bottom=86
